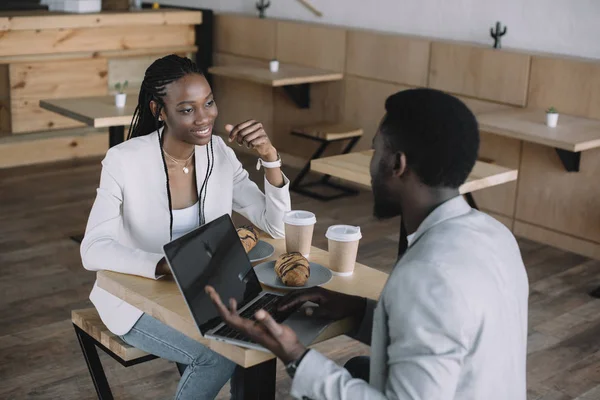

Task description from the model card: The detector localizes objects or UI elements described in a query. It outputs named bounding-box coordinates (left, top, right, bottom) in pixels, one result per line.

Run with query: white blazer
left=81, top=130, right=291, bottom=335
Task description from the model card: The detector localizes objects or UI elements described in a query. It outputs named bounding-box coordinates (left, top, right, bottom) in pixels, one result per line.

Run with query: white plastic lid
left=326, top=225, right=362, bottom=242
left=284, top=210, right=317, bottom=226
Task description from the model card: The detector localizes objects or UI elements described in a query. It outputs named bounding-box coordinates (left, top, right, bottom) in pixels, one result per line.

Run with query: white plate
left=248, top=240, right=275, bottom=263
left=254, top=261, right=333, bottom=290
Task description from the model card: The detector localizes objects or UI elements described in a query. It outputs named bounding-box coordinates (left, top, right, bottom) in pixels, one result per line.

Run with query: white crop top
left=172, top=202, right=200, bottom=240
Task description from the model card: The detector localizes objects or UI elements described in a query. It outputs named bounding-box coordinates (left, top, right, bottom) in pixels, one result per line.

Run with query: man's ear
left=392, top=152, right=407, bottom=178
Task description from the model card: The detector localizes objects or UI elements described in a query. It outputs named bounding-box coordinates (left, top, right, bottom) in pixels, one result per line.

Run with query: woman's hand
left=155, top=258, right=171, bottom=276
left=226, top=120, right=278, bottom=162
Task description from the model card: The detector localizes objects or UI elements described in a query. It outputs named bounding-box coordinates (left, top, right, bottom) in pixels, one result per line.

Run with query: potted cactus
left=114, top=81, right=128, bottom=108
left=546, top=106, right=559, bottom=128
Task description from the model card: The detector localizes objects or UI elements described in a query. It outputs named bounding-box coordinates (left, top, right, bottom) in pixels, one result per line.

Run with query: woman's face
left=159, top=73, right=218, bottom=146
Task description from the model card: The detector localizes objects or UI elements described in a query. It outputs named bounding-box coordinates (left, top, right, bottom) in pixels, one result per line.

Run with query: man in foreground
left=206, top=88, right=529, bottom=399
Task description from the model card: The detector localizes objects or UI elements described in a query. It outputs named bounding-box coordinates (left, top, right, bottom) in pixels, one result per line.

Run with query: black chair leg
left=74, top=325, right=114, bottom=400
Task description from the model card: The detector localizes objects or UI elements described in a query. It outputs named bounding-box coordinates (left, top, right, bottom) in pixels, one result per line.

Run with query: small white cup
left=115, top=93, right=127, bottom=108
left=546, top=113, right=559, bottom=128
left=269, top=60, right=280, bottom=73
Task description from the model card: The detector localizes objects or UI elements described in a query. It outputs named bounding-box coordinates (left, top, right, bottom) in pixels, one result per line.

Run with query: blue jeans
left=120, top=314, right=236, bottom=400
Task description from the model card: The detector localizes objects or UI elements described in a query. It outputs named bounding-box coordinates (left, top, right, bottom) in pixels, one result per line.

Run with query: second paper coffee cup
left=326, top=225, right=362, bottom=276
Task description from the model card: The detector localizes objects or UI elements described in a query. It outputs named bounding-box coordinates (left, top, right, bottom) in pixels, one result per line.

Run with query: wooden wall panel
left=515, top=143, right=600, bottom=244
left=9, top=59, right=107, bottom=99
left=527, top=56, right=600, bottom=120
left=276, top=21, right=346, bottom=71
left=0, top=129, right=107, bottom=168
left=272, top=80, right=344, bottom=158
left=0, top=25, right=195, bottom=57
left=471, top=132, right=521, bottom=218
left=11, top=99, right=86, bottom=133
left=428, top=42, right=531, bottom=106
left=346, top=30, right=430, bottom=86
left=343, top=76, right=411, bottom=151
left=214, top=14, right=276, bottom=60
left=7, top=59, right=107, bottom=134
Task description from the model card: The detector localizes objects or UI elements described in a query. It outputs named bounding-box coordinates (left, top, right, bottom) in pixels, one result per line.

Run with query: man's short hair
left=381, top=88, right=479, bottom=188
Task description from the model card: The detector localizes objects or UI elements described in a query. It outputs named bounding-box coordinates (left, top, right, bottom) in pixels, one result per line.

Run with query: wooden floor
left=1, top=153, right=600, bottom=400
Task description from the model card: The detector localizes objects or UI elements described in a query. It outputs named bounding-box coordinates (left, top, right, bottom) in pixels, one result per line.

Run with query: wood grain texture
left=310, top=150, right=518, bottom=195
left=72, top=309, right=149, bottom=361
left=478, top=108, right=600, bottom=152
left=0, top=25, right=195, bottom=57
left=214, top=14, right=276, bottom=60
left=2, top=152, right=600, bottom=398
left=0, top=128, right=107, bottom=168
left=9, top=58, right=108, bottom=100
left=276, top=21, right=346, bottom=72
left=515, top=143, right=600, bottom=245
left=208, top=64, right=343, bottom=87
left=97, top=239, right=388, bottom=368
left=0, top=10, right=202, bottom=31
left=0, top=45, right=198, bottom=64
left=343, top=76, right=412, bottom=151
left=39, top=96, right=136, bottom=128
left=11, top=98, right=86, bottom=133
left=346, top=30, right=430, bottom=86
left=528, top=56, right=600, bottom=120
left=428, top=42, right=531, bottom=106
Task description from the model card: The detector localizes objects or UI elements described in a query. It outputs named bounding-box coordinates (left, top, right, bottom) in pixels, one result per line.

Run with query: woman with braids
left=80, top=54, right=291, bottom=399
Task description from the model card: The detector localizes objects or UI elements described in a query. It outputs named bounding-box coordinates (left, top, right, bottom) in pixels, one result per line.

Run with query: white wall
left=161, top=0, right=600, bottom=60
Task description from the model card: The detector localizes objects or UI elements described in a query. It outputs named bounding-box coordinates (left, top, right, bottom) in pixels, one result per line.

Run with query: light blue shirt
left=292, top=196, right=529, bottom=400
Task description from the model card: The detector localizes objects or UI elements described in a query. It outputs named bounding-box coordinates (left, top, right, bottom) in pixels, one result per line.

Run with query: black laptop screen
left=163, top=214, right=263, bottom=334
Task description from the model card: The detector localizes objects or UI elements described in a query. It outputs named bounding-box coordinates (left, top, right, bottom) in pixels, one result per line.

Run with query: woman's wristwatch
left=285, top=349, right=311, bottom=378
left=256, top=153, right=282, bottom=170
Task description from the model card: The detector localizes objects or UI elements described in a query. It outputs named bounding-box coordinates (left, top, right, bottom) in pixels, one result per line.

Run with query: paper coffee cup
left=269, top=60, right=280, bottom=73
left=326, top=225, right=362, bottom=276
left=284, top=210, right=316, bottom=258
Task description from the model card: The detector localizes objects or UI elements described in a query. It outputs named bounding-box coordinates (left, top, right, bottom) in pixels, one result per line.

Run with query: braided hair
left=128, top=54, right=214, bottom=240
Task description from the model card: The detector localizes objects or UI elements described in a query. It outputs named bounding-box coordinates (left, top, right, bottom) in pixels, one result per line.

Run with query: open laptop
left=163, top=214, right=332, bottom=352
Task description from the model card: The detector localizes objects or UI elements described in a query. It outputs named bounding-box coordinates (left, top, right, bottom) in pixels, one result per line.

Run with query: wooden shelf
left=310, top=150, right=518, bottom=195
left=477, top=108, right=600, bottom=172
left=40, top=96, right=135, bottom=128
left=208, top=64, right=343, bottom=87
left=477, top=108, right=600, bottom=153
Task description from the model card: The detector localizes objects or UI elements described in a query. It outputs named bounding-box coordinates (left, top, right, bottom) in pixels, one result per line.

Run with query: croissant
left=237, top=225, right=259, bottom=253
left=275, top=252, right=310, bottom=287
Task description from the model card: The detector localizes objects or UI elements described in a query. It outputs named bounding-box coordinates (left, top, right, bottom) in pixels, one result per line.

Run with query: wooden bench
left=290, top=122, right=363, bottom=201
left=72, top=308, right=160, bottom=400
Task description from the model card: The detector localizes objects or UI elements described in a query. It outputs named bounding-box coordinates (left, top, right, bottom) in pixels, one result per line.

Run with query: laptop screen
left=163, top=214, right=263, bottom=334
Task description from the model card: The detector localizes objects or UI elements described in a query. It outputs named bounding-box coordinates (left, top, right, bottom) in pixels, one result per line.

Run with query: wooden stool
left=291, top=122, right=363, bottom=201
left=72, top=308, right=163, bottom=400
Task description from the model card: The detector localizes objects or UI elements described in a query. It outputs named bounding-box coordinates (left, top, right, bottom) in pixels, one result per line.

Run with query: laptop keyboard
left=213, top=293, right=297, bottom=344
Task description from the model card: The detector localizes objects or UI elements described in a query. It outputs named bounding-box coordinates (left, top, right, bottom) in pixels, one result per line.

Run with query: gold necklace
left=162, top=149, right=194, bottom=174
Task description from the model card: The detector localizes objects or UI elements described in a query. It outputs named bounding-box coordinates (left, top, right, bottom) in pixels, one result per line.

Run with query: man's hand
left=205, top=286, right=306, bottom=364
left=155, top=258, right=171, bottom=276
left=278, top=287, right=367, bottom=321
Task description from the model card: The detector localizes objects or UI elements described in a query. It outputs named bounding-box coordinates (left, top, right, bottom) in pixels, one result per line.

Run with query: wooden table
left=40, top=96, right=136, bottom=148
left=311, top=150, right=519, bottom=256
left=208, top=63, right=343, bottom=109
left=311, top=150, right=519, bottom=194
left=477, top=108, right=600, bottom=172
left=97, top=238, right=388, bottom=398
